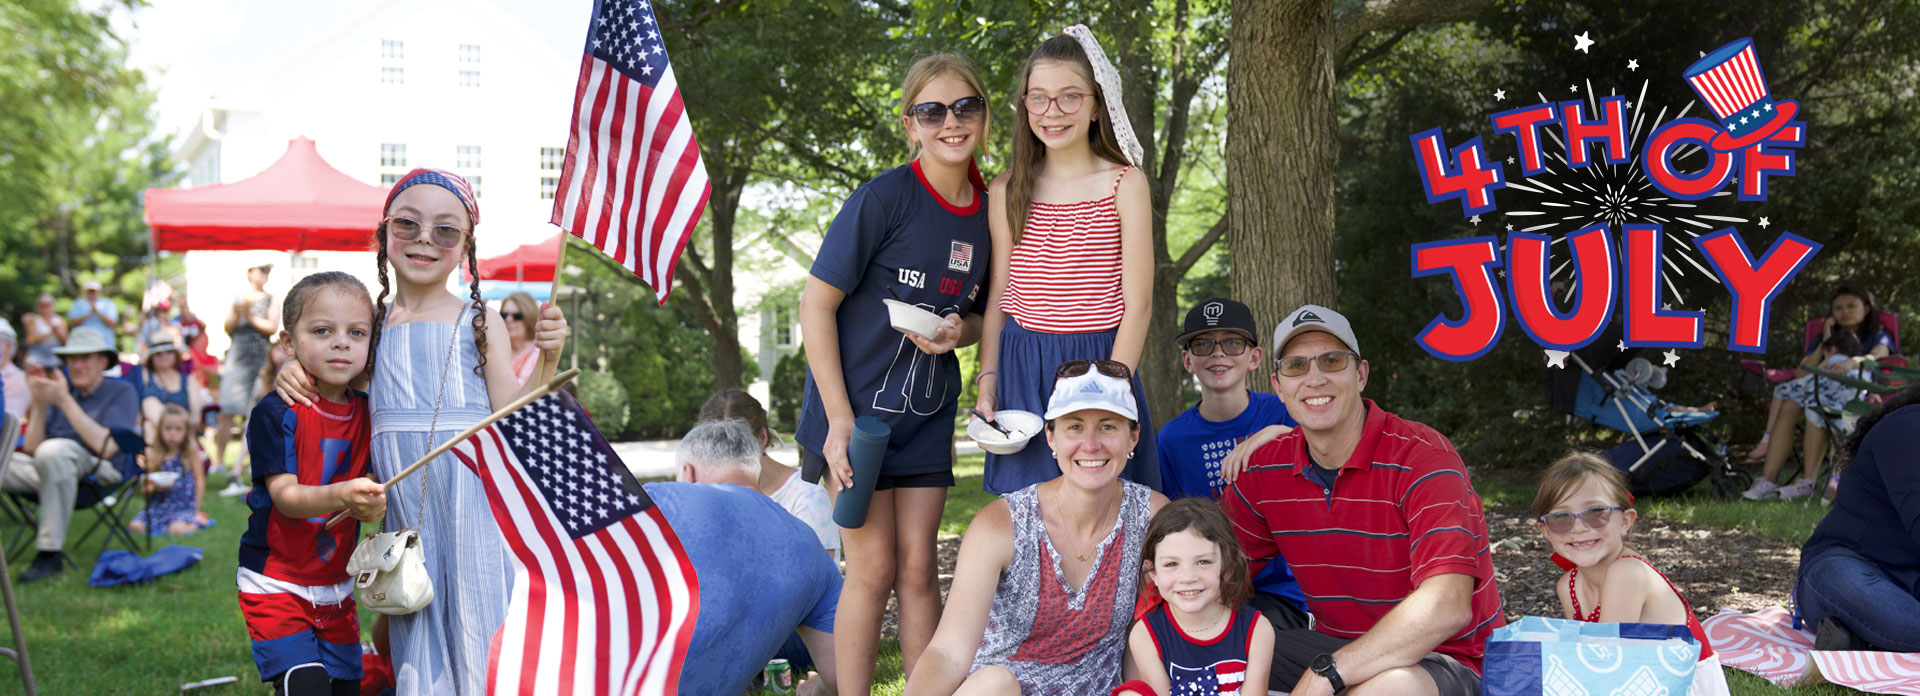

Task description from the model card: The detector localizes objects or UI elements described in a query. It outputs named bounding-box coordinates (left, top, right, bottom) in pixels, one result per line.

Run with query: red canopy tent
left=144, top=136, right=387, bottom=251
left=473, top=232, right=561, bottom=282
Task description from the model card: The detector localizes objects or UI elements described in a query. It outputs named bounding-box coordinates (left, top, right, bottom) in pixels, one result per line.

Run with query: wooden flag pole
left=323, top=367, right=582, bottom=529
left=534, top=232, right=573, bottom=386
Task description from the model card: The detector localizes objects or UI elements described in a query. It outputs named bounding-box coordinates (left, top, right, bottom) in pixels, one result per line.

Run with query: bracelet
left=975, top=370, right=998, bottom=384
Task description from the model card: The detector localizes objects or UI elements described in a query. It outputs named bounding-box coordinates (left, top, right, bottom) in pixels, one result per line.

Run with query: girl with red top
left=1532, top=452, right=1730, bottom=696
left=975, top=25, right=1158, bottom=495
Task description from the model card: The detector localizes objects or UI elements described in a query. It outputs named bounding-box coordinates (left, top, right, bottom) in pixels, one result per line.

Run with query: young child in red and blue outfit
left=236, top=271, right=387, bottom=696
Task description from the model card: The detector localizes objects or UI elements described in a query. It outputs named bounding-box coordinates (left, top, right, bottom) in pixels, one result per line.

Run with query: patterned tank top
left=971, top=479, right=1151, bottom=694
left=1143, top=604, right=1259, bottom=693
left=1000, top=166, right=1132, bottom=333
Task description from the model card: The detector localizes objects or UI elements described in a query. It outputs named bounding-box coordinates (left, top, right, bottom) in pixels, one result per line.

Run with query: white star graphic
left=1617, top=340, right=1627, bottom=351
left=1764, top=103, right=1773, bottom=111
left=1574, top=31, right=1594, bottom=54
left=1545, top=350, right=1570, bottom=369
left=1505, top=223, right=1514, bottom=231
left=1571, top=84, right=1580, bottom=93
left=1470, top=215, right=1481, bottom=226
left=1752, top=110, right=1762, bottom=119
left=1759, top=216, right=1771, bottom=229
left=641, top=65, right=654, bottom=76
left=1627, top=59, right=1640, bottom=71
left=1740, top=116, right=1749, bottom=125
left=1494, top=88, right=1507, bottom=100
left=1507, top=157, right=1515, bottom=164
left=1662, top=350, right=1681, bottom=367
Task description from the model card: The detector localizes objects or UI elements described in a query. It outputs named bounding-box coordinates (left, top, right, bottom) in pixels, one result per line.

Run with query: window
left=469, top=176, right=482, bottom=198
left=774, top=306, right=795, bottom=346
left=380, top=143, right=406, bottom=167
left=540, top=147, right=565, bottom=170
left=457, top=145, right=481, bottom=169
left=381, top=173, right=401, bottom=185
left=382, top=39, right=403, bottom=59
left=382, top=66, right=404, bottom=84
left=459, top=70, right=480, bottom=88
left=460, top=44, right=481, bottom=63
left=291, top=254, right=320, bottom=270
left=540, top=177, right=559, bottom=200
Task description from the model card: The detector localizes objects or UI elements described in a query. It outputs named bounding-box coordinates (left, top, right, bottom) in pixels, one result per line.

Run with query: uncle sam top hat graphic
left=1682, top=37, right=1798, bottom=152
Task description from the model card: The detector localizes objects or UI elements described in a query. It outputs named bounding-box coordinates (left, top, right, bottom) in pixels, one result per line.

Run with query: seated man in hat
left=0, top=326, right=142, bottom=582
left=1223, top=305, right=1502, bottom=696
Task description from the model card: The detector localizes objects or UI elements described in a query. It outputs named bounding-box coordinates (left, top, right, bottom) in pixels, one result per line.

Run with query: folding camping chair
left=0, top=412, right=38, bottom=695
left=2, top=428, right=148, bottom=568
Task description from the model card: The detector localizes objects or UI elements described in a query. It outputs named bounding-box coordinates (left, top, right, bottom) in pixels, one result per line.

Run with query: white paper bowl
left=147, top=471, right=181, bottom=490
left=882, top=299, right=942, bottom=340
left=967, top=409, right=1044, bottom=455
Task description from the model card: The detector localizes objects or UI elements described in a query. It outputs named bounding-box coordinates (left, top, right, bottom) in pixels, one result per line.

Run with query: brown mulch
left=874, top=491, right=1800, bottom=637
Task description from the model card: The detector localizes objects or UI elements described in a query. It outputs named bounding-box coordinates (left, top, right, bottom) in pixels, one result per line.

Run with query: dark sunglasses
left=1537, top=505, right=1629, bottom=534
left=906, top=96, right=987, bottom=128
left=502, top=312, right=525, bottom=321
left=1275, top=350, right=1358, bottom=378
left=385, top=216, right=468, bottom=250
left=1187, top=337, right=1251, bottom=357
left=1056, top=359, right=1131, bottom=381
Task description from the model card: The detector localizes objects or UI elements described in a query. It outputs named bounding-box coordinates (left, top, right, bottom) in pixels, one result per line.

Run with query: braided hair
left=368, top=221, right=490, bottom=379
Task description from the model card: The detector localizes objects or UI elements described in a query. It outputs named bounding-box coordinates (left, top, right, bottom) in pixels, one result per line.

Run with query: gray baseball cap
left=1273, top=304, right=1360, bottom=356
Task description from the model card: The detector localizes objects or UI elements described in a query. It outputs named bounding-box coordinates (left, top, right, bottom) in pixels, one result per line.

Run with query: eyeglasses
left=906, top=96, right=986, bottom=128
left=1537, top=505, right=1629, bottom=534
left=1275, top=351, right=1359, bottom=377
left=385, top=216, right=468, bottom=249
left=1024, top=92, right=1088, bottom=115
left=1056, top=359, right=1131, bottom=381
left=1187, top=337, right=1251, bottom=357
left=502, top=312, right=525, bottom=321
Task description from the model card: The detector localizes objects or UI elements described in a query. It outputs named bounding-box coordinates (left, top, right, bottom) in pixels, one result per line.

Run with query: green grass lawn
left=0, top=455, right=1870, bottom=695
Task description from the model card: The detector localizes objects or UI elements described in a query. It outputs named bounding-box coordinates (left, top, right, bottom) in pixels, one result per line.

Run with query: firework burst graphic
left=1491, top=77, right=1754, bottom=309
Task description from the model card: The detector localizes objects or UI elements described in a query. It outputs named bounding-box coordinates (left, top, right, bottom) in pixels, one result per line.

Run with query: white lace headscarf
left=1063, top=24, right=1145, bottom=168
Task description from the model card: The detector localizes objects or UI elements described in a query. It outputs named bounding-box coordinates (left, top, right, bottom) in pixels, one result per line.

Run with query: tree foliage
left=0, top=0, right=175, bottom=323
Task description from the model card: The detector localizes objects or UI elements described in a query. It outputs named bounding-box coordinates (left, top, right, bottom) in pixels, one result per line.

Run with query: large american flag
left=451, top=391, right=699, bottom=695
left=551, top=0, right=711, bottom=303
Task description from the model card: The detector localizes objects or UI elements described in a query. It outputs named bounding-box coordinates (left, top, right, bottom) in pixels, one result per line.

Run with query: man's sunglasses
left=1056, top=359, right=1131, bottom=381
left=906, top=96, right=987, bottom=128
left=1537, top=505, right=1629, bottom=534
left=1274, top=350, right=1358, bottom=378
left=1187, top=337, right=1250, bottom=357
left=385, top=216, right=468, bottom=250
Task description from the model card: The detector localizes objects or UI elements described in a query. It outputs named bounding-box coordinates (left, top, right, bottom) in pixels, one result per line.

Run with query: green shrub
left=771, top=347, right=808, bottom=431
left=576, top=369, right=630, bottom=435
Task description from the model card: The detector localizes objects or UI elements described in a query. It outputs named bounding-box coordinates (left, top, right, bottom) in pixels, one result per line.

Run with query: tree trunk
left=1227, top=0, right=1340, bottom=386
left=706, top=166, right=746, bottom=390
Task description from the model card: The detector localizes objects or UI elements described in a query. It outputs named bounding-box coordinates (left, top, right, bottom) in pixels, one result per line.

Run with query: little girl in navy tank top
left=1117, top=497, right=1275, bottom=695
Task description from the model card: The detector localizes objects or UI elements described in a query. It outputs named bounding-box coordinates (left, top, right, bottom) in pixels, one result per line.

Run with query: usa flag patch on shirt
left=948, top=240, right=973, bottom=272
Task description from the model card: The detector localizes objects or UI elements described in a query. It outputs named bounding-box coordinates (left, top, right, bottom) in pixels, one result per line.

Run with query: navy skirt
left=982, top=318, right=1159, bottom=494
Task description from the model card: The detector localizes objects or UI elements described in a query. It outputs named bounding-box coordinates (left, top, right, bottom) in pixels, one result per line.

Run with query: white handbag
left=347, top=529, right=434, bottom=615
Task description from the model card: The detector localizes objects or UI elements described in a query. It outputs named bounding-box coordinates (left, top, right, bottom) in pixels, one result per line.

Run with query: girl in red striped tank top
left=974, top=27, right=1160, bottom=495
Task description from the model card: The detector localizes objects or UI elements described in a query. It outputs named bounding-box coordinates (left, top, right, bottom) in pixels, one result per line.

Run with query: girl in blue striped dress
left=277, top=169, right=568, bottom=695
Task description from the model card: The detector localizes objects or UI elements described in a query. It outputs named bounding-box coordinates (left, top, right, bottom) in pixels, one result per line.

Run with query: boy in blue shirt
left=1156, top=298, right=1309, bottom=630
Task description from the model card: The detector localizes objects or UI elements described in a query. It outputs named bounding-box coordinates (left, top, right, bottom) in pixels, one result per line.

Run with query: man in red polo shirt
left=1223, top=304, right=1502, bottom=696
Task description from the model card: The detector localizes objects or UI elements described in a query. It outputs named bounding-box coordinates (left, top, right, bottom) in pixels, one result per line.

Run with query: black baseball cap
left=1175, top=298, right=1259, bottom=346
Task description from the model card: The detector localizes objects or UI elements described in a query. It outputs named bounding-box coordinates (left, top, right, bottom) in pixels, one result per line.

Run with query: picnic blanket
left=1704, top=606, right=1920, bottom=694
left=87, top=545, right=203, bottom=587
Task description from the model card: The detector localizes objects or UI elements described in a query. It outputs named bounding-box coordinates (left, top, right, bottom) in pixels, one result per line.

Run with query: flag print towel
left=1704, top=606, right=1920, bottom=694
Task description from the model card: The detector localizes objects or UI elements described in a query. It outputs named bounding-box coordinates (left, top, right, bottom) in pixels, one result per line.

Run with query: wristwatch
left=1310, top=652, right=1346, bottom=693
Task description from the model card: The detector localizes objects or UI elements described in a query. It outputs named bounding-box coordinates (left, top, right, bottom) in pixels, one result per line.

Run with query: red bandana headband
left=384, top=168, right=480, bottom=228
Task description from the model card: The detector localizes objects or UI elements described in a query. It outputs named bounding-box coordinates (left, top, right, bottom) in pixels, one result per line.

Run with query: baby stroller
left=1544, top=323, right=1751, bottom=499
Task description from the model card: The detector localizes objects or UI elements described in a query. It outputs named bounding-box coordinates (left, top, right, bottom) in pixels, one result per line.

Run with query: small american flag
left=451, top=391, right=699, bottom=695
left=552, top=0, right=711, bottom=303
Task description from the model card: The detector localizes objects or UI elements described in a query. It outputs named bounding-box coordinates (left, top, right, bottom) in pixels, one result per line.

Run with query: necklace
left=1178, top=606, right=1232, bottom=637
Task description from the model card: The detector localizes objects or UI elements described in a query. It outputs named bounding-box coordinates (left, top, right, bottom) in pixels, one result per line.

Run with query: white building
left=170, top=0, right=583, bottom=355
left=160, top=0, right=809, bottom=392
